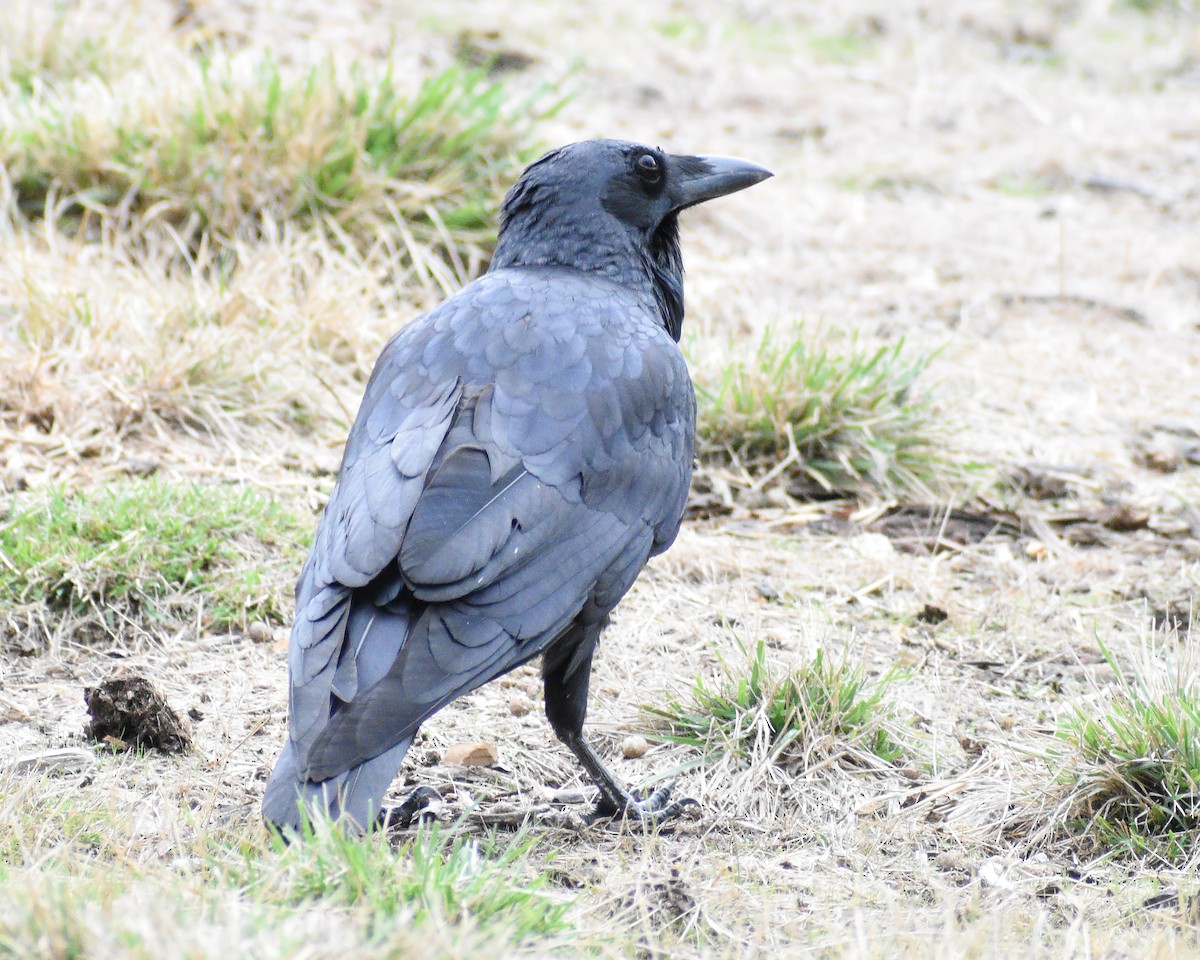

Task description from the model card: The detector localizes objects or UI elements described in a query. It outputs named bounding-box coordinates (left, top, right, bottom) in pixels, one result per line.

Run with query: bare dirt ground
left=2, top=1, right=1199, bottom=957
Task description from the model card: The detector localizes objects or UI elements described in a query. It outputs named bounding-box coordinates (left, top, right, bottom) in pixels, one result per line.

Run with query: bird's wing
left=288, top=269, right=694, bottom=780
left=285, top=332, right=465, bottom=756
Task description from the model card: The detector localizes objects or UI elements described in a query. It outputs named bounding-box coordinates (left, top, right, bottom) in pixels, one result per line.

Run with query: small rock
left=1098, top=503, right=1150, bottom=532
left=1134, top=435, right=1181, bottom=473
left=1011, top=464, right=1073, bottom=499
left=1025, top=540, right=1048, bottom=560
left=246, top=621, right=273, bottom=644
left=849, top=532, right=896, bottom=562
left=755, top=581, right=780, bottom=602
left=442, top=741, right=499, bottom=767
left=119, top=458, right=161, bottom=477
left=508, top=692, right=534, bottom=716
left=979, top=858, right=1017, bottom=891
left=620, top=735, right=649, bottom=759
left=3, top=468, right=27, bottom=492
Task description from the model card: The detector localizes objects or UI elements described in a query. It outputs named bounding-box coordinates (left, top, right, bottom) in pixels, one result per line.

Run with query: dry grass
left=2, top=0, right=1200, bottom=957
left=0, top=233, right=409, bottom=471
left=1004, top=638, right=1200, bottom=871
left=0, top=0, right=156, bottom=93
left=0, top=32, right=559, bottom=269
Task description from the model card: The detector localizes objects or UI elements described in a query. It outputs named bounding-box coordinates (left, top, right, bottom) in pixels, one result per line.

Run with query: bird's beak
left=668, top=154, right=773, bottom=212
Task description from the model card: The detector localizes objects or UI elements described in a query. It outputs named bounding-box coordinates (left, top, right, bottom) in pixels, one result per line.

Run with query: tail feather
left=262, top=736, right=413, bottom=834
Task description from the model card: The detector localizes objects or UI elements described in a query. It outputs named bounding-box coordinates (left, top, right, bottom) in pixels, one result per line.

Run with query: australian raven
left=263, top=139, right=771, bottom=832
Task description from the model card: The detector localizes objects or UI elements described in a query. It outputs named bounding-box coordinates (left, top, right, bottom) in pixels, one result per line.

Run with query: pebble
left=620, top=735, right=649, bottom=759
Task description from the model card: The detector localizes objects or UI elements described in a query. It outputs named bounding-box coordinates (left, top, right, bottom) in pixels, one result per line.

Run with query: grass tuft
left=0, top=479, right=308, bottom=635
left=0, top=793, right=581, bottom=960
left=0, top=1, right=152, bottom=96
left=1054, top=646, right=1200, bottom=865
left=644, top=639, right=904, bottom=771
left=217, top=819, right=574, bottom=943
left=690, top=326, right=949, bottom=500
left=1, top=52, right=561, bottom=279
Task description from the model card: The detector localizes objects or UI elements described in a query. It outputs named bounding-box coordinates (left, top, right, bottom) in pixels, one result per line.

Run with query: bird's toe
left=383, top=785, right=442, bottom=829
left=585, top=780, right=700, bottom=825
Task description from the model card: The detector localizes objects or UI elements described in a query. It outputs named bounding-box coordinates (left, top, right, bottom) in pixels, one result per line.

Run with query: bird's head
left=490, top=139, right=772, bottom=341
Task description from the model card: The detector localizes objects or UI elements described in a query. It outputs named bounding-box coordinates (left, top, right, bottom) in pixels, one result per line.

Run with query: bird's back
left=264, top=263, right=693, bottom=830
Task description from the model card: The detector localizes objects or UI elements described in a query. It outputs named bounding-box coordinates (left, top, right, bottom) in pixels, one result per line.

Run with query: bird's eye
left=634, top=152, right=662, bottom=184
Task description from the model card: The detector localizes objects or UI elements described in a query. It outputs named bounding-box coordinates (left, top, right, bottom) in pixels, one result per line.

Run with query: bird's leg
left=560, top=728, right=699, bottom=824
left=543, top=636, right=699, bottom=824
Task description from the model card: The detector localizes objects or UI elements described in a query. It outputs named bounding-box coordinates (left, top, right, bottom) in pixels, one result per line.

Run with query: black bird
left=262, top=139, right=771, bottom=832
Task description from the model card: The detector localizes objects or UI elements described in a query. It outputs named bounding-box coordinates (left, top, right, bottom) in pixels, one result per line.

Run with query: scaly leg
left=543, top=626, right=698, bottom=824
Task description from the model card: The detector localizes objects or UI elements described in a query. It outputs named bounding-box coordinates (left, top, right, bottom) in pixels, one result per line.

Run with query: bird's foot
left=584, top=780, right=700, bottom=826
left=382, top=785, right=442, bottom=830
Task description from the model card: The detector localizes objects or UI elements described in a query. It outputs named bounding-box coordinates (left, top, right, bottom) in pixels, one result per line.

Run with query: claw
left=383, top=785, right=442, bottom=829
left=584, top=780, right=700, bottom=825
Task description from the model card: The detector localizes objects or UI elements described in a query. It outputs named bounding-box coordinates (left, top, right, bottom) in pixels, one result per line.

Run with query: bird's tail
left=262, top=735, right=413, bottom=835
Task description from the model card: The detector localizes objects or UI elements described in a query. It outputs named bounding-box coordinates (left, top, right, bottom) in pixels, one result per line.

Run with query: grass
left=221, top=819, right=573, bottom=941
left=1120, top=0, right=1198, bottom=12
left=0, top=479, right=309, bottom=635
left=0, top=1, right=152, bottom=95
left=1, top=0, right=1198, bottom=957
left=0, top=789, right=582, bottom=960
left=652, top=17, right=877, bottom=61
left=644, top=638, right=904, bottom=771
left=805, top=33, right=878, bottom=64
left=690, top=326, right=948, bottom=500
left=0, top=234, right=401, bottom=450
left=1053, top=645, right=1200, bottom=866
left=990, top=170, right=1065, bottom=199
left=0, top=31, right=562, bottom=458
left=0, top=51, right=561, bottom=279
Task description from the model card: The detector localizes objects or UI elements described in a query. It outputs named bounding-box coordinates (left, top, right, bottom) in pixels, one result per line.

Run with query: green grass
left=219, top=819, right=573, bottom=941
left=1055, top=646, right=1200, bottom=865
left=990, top=171, right=1063, bottom=198
left=652, top=18, right=876, bottom=61
left=0, top=1, right=151, bottom=96
left=1119, top=0, right=1197, bottom=11
left=690, top=327, right=948, bottom=499
left=1, top=52, right=562, bottom=276
left=645, top=639, right=904, bottom=769
left=0, top=796, right=580, bottom=960
left=805, top=32, right=878, bottom=63
left=0, top=479, right=309, bottom=633
left=653, top=16, right=707, bottom=45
